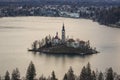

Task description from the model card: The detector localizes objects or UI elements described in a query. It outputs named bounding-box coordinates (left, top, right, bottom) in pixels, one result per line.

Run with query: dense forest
left=95, top=7, right=120, bottom=27
left=0, top=3, right=120, bottom=27
left=2, top=61, right=120, bottom=80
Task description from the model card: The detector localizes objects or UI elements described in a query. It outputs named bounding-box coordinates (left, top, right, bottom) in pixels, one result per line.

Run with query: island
left=28, top=24, right=98, bottom=55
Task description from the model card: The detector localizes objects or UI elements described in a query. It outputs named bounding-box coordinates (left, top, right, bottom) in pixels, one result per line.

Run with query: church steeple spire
left=62, top=23, right=65, bottom=43
left=62, top=23, right=65, bottom=31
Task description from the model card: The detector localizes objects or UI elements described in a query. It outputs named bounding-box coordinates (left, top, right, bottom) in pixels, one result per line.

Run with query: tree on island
left=26, top=61, right=36, bottom=80
left=5, top=71, right=10, bottom=80
left=11, top=68, right=20, bottom=80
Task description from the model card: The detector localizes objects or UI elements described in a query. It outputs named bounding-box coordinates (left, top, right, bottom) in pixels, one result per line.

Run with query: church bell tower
left=62, top=23, right=65, bottom=43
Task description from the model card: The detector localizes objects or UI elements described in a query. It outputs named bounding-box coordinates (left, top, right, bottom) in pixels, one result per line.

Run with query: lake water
left=0, top=16, right=120, bottom=79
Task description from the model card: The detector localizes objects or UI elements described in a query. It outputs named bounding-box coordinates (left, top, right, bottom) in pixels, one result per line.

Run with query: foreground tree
left=66, top=67, right=75, bottom=80
left=39, top=75, right=46, bottom=80
left=80, top=66, right=86, bottom=80
left=51, top=71, right=57, bottom=80
left=11, top=68, right=20, bottom=80
left=98, top=72, right=104, bottom=80
left=26, top=61, right=36, bottom=80
left=63, top=73, right=67, bottom=80
left=91, top=71, right=96, bottom=80
left=105, top=67, right=114, bottom=80
left=80, top=63, right=93, bottom=80
left=5, top=71, right=10, bottom=80
left=86, top=62, right=92, bottom=80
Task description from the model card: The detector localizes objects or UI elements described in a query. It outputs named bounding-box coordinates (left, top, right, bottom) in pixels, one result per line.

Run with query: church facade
left=51, top=24, right=66, bottom=45
left=44, top=23, right=90, bottom=48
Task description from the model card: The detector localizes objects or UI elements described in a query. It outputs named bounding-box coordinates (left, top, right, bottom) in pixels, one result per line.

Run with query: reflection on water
left=31, top=52, right=94, bottom=60
left=0, top=17, right=120, bottom=79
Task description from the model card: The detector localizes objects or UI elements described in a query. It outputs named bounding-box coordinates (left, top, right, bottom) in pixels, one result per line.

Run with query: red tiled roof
left=68, top=39, right=75, bottom=42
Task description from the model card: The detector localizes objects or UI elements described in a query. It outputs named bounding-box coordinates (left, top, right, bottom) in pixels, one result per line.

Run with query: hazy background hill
left=0, top=0, right=120, bottom=6
left=0, top=0, right=120, bottom=2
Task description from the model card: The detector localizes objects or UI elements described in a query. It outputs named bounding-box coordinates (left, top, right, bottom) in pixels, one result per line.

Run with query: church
left=29, top=23, right=97, bottom=54
left=45, top=23, right=89, bottom=48
left=51, top=23, right=66, bottom=45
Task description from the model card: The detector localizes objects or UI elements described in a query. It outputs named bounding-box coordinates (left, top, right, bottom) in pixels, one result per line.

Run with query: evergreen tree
left=11, top=68, right=20, bottom=80
left=105, top=67, right=114, bottom=80
left=0, top=76, right=1, bottom=80
left=91, top=71, right=96, bottom=80
left=86, top=62, right=92, bottom=80
left=39, top=75, right=46, bottom=80
left=98, top=72, right=104, bottom=80
left=26, top=61, right=36, bottom=80
left=80, top=63, right=92, bottom=80
left=5, top=71, right=10, bottom=80
left=67, top=67, right=75, bottom=80
left=80, top=66, right=87, bottom=80
left=63, top=73, right=67, bottom=80
left=51, top=71, right=57, bottom=80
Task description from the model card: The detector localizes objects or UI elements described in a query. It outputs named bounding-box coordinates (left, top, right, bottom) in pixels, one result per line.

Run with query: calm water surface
left=0, top=17, right=120, bottom=79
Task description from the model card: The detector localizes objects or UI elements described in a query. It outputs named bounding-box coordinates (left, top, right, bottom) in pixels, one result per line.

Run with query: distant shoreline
left=0, top=16, right=120, bottom=28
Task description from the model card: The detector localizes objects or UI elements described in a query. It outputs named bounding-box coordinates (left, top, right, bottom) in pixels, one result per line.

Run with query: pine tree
left=80, top=66, right=87, bottom=80
left=26, top=61, right=36, bottom=80
left=91, top=71, right=96, bottom=80
left=98, top=72, right=104, bottom=80
left=86, top=62, right=92, bottom=80
left=0, top=76, right=1, bottom=80
left=105, top=67, right=114, bottom=80
left=51, top=71, right=57, bottom=80
left=39, top=75, right=46, bottom=80
left=80, top=63, right=92, bottom=80
left=11, top=68, right=20, bottom=80
left=63, top=73, right=67, bottom=80
left=5, top=71, right=10, bottom=80
left=67, top=67, right=75, bottom=80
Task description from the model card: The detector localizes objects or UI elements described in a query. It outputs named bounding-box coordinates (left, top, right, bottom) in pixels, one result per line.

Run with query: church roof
left=79, top=40, right=85, bottom=44
left=55, top=35, right=59, bottom=39
left=54, top=32, right=60, bottom=39
left=68, top=39, right=75, bottom=42
left=62, top=23, right=65, bottom=31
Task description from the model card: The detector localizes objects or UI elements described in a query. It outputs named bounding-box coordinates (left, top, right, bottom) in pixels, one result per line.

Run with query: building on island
left=52, top=32, right=61, bottom=46
left=29, top=23, right=98, bottom=55
left=45, top=23, right=90, bottom=48
left=51, top=23, right=66, bottom=46
left=62, top=23, right=66, bottom=43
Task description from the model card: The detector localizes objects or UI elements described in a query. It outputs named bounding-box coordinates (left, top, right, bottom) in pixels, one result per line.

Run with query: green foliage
left=11, top=68, right=20, bottom=80
left=39, top=75, right=46, bottom=80
left=105, top=67, right=114, bottom=80
left=63, top=73, right=67, bottom=80
left=98, top=72, right=104, bottom=80
left=86, top=62, right=92, bottom=80
left=97, top=7, right=120, bottom=25
left=51, top=71, right=57, bottom=80
left=5, top=71, right=10, bottom=80
left=80, top=63, right=93, bottom=80
left=66, top=67, right=75, bottom=80
left=26, top=61, right=36, bottom=80
left=2, top=62, right=120, bottom=80
left=91, top=71, right=96, bottom=80
left=80, top=66, right=87, bottom=80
